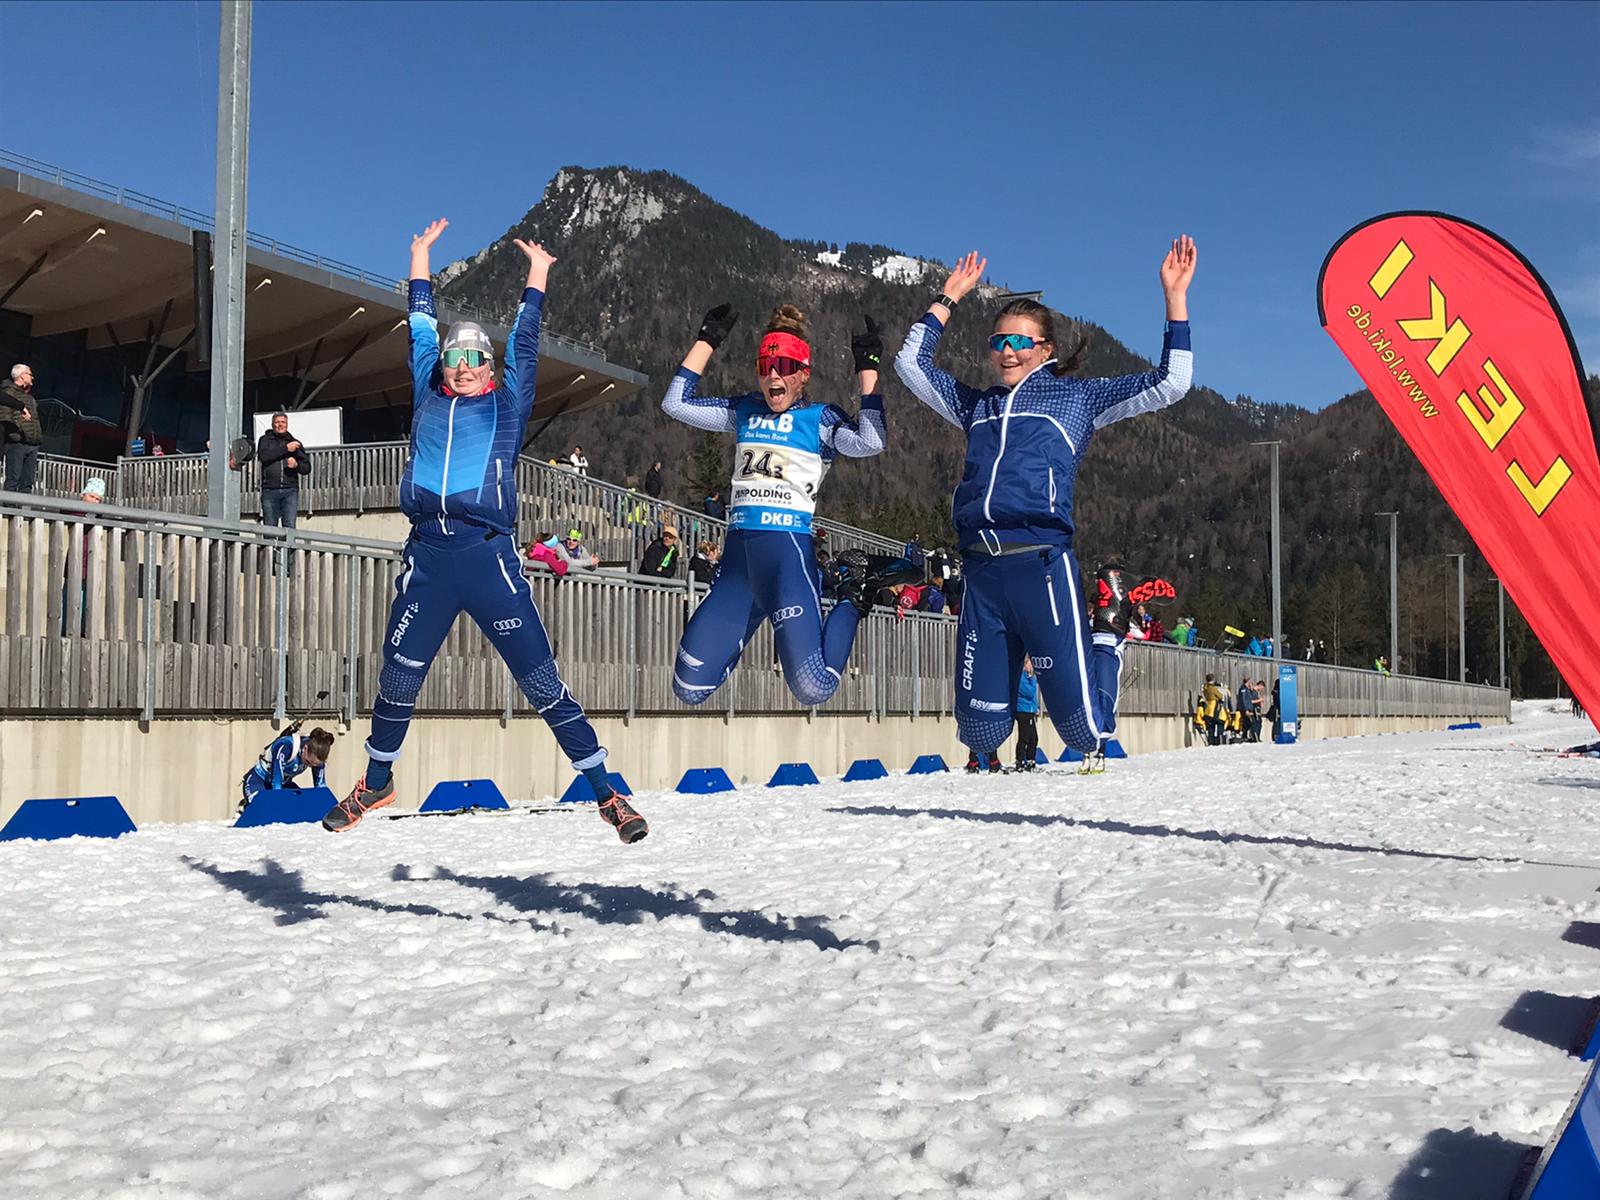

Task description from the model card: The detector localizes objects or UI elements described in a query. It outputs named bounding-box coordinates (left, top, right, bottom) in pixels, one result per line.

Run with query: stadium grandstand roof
left=0, top=149, right=646, bottom=418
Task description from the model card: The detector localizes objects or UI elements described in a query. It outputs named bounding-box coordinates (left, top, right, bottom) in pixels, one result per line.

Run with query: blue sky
left=1, top=0, right=1595, bottom=408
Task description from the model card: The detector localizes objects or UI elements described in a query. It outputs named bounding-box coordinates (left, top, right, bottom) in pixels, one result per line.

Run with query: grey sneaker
left=321, top=775, right=397, bottom=833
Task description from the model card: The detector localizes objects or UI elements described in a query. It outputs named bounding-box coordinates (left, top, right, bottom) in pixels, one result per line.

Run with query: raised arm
left=1087, top=236, right=1197, bottom=428
left=406, top=218, right=449, bottom=392
left=661, top=304, right=744, bottom=433
left=893, top=251, right=987, bottom=429
left=503, top=238, right=555, bottom=423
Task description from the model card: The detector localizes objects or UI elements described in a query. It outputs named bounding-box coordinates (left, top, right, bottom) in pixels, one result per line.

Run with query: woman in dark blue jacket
left=895, top=238, right=1196, bottom=762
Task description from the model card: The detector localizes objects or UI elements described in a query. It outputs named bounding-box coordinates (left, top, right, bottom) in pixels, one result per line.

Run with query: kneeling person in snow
left=241, top=726, right=333, bottom=813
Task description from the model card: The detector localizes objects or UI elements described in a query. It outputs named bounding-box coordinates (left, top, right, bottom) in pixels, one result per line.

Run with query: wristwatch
left=934, top=293, right=958, bottom=310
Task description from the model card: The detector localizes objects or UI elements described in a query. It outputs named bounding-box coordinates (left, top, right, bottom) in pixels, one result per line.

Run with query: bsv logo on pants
left=493, top=618, right=523, bottom=635
left=390, top=602, right=419, bottom=647
left=772, top=605, right=804, bottom=625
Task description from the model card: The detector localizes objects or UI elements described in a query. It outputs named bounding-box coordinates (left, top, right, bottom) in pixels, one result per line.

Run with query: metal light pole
left=1445, top=553, right=1466, bottom=683
left=1254, top=441, right=1282, bottom=667
left=1376, top=512, right=1398, bottom=672
left=1497, top=579, right=1506, bottom=689
left=208, top=0, right=252, bottom=522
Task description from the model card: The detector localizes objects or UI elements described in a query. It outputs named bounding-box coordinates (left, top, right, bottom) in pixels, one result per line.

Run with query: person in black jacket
left=644, top=460, right=664, bottom=500
left=257, top=412, right=309, bottom=527
left=1, top=364, right=43, bottom=493
left=640, top=526, right=681, bottom=578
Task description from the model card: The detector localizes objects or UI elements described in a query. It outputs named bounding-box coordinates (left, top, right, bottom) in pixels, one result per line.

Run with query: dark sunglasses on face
left=442, top=348, right=490, bottom=369
left=989, top=333, right=1045, bottom=353
left=758, top=356, right=807, bottom=377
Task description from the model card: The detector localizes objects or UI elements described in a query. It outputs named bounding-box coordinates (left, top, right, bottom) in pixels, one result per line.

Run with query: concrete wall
left=0, top=708, right=1506, bottom=830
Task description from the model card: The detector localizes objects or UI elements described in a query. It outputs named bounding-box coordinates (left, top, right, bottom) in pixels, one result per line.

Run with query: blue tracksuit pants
left=956, top=546, right=1121, bottom=754
left=366, top=529, right=606, bottom=771
left=673, top=528, right=861, bottom=707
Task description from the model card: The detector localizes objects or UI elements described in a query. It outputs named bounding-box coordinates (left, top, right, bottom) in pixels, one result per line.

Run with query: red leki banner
left=1319, top=212, right=1598, bottom=715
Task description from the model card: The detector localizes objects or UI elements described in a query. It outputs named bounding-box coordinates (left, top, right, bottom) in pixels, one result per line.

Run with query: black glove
left=697, top=303, right=739, bottom=350
left=851, top=315, right=883, bottom=372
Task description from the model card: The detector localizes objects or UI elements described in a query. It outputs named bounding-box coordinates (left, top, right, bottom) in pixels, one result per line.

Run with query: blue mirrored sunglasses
left=989, top=333, right=1042, bottom=353
left=442, top=348, right=490, bottom=368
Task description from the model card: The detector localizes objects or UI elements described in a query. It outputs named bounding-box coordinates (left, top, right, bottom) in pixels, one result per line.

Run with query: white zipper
left=495, top=459, right=504, bottom=509
left=495, top=552, right=518, bottom=594
left=982, top=360, right=1055, bottom=523
left=1048, top=467, right=1056, bottom=513
left=1045, top=575, right=1061, bottom=626
left=438, top=397, right=458, bottom=533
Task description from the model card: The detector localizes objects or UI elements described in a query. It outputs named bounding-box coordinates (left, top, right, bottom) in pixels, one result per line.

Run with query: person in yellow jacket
left=1202, top=673, right=1226, bottom=746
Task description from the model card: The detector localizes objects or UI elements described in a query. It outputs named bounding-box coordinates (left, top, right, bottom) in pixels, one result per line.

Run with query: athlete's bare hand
left=1160, top=235, right=1197, bottom=296
left=512, top=239, right=557, bottom=271
left=411, top=218, right=449, bottom=255
left=940, top=251, right=988, bottom=304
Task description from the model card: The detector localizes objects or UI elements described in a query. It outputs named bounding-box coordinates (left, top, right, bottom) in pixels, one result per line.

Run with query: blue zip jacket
left=1016, top=670, right=1039, bottom=714
left=249, top=733, right=326, bottom=791
left=400, top=279, right=541, bottom=537
left=895, top=314, right=1192, bottom=550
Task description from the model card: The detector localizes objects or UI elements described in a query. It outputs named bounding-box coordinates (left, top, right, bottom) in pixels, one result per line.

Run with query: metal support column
left=344, top=557, right=358, bottom=727
left=1498, top=579, right=1506, bottom=690
left=273, top=539, right=288, bottom=723
left=141, top=529, right=156, bottom=725
left=208, top=0, right=252, bottom=523
left=1377, top=511, right=1398, bottom=671
left=1254, top=441, right=1283, bottom=667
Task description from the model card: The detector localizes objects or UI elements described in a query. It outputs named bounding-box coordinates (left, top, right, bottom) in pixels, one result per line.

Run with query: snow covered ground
left=5, top=702, right=1600, bottom=1199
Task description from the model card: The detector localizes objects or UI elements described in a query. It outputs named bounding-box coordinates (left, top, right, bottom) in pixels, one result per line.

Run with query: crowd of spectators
left=1194, top=672, right=1271, bottom=746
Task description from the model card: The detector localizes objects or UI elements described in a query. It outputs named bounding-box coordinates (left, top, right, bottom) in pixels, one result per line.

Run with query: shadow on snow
left=183, top=856, right=875, bottom=951
left=1386, top=1125, right=1538, bottom=1199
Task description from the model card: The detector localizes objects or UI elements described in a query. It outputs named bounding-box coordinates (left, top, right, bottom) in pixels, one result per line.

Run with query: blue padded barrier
left=676, top=768, right=736, bottom=794
left=1519, top=1057, right=1600, bottom=1198
left=234, top=787, right=337, bottom=828
left=767, top=763, right=820, bottom=787
left=843, top=759, right=888, bottom=782
left=421, top=779, right=509, bottom=813
left=1104, top=739, right=1127, bottom=759
left=1059, top=748, right=1085, bottom=763
left=908, top=754, right=948, bottom=775
left=559, top=772, right=634, bottom=804
left=1449, top=721, right=1484, bottom=731
left=1, top=796, right=136, bottom=841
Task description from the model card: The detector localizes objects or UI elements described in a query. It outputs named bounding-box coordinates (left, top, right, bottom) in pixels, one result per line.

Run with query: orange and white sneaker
left=597, top=792, right=648, bottom=844
left=321, top=774, right=397, bottom=833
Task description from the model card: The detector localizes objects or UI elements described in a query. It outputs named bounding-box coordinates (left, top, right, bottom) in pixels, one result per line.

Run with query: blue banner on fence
left=1276, top=663, right=1299, bottom=744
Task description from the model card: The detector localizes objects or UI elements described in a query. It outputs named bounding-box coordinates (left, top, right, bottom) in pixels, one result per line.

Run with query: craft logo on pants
left=391, top=602, right=419, bottom=647
left=962, top=630, right=977, bottom=691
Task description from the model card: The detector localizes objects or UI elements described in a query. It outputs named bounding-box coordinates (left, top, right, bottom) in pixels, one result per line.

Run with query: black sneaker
left=1014, top=760, right=1036, bottom=773
left=322, top=774, right=397, bottom=833
left=832, top=549, right=924, bottom=615
left=965, top=752, right=981, bottom=774
left=598, top=792, right=648, bottom=844
left=986, top=754, right=1004, bottom=774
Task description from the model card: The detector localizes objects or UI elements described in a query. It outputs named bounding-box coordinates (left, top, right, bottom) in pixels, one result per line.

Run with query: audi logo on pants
left=493, top=618, right=523, bottom=634
left=1030, top=657, right=1053, bottom=670
left=772, top=605, right=804, bottom=624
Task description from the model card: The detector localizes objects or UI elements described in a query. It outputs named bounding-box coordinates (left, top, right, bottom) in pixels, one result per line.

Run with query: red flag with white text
left=1318, top=212, right=1597, bottom=717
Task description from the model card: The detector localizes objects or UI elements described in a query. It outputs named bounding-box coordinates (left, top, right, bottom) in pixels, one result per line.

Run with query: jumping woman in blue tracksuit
left=322, top=218, right=646, bottom=843
left=894, top=238, right=1197, bottom=760
left=663, top=304, right=915, bottom=706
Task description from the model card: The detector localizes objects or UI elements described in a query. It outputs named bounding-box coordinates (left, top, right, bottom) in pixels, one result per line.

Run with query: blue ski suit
left=242, top=732, right=327, bottom=802
left=895, top=313, right=1192, bottom=753
left=363, top=280, right=607, bottom=776
left=661, top=368, right=886, bottom=706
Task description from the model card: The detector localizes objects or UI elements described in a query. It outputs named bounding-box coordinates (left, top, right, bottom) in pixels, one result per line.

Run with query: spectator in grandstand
left=525, top=535, right=569, bottom=577
left=1014, top=656, right=1040, bottom=771
left=644, top=460, right=665, bottom=499
left=703, top=490, right=725, bottom=520
left=569, top=445, right=590, bottom=476
left=640, top=525, right=681, bottom=578
left=546, top=528, right=598, bottom=571
left=943, top=564, right=965, bottom=616
left=689, top=539, right=720, bottom=585
left=1170, top=615, right=1195, bottom=646
left=80, top=476, right=106, bottom=505
left=1, top=363, right=43, bottom=493
left=1374, top=655, right=1391, bottom=675
left=257, top=412, right=310, bottom=528
left=925, top=577, right=946, bottom=613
